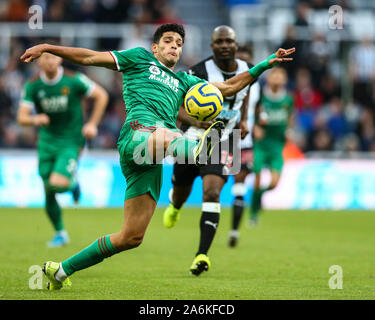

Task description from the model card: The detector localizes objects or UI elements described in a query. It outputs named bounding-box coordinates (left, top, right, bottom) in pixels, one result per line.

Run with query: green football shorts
left=118, top=120, right=177, bottom=203
left=253, top=141, right=284, bottom=174
left=38, top=142, right=80, bottom=184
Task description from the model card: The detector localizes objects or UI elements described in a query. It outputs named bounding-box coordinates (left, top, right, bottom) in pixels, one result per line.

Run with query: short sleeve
left=75, top=72, right=95, bottom=97
left=20, top=82, right=35, bottom=109
left=109, top=47, right=145, bottom=72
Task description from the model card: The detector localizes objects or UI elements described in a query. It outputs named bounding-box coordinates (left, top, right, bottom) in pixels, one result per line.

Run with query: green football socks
left=61, top=235, right=119, bottom=276
left=45, top=191, right=64, bottom=232
left=250, top=188, right=267, bottom=219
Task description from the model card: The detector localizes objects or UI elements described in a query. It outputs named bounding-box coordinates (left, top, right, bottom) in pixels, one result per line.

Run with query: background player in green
left=250, top=67, right=294, bottom=226
left=17, top=49, right=109, bottom=247
left=21, top=23, right=294, bottom=290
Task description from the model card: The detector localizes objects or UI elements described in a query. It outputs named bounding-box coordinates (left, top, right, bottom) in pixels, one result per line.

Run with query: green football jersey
left=110, top=47, right=205, bottom=129
left=257, top=87, right=293, bottom=144
left=20, top=67, right=95, bottom=147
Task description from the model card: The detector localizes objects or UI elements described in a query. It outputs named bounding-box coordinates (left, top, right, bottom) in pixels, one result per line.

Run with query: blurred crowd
left=273, top=0, right=375, bottom=153
left=0, top=0, right=182, bottom=25
left=1, top=0, right=375, bottom=154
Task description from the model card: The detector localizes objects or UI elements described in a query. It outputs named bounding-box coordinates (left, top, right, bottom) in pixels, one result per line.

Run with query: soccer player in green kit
left=21, top=23, right=294, bottom=290
left=17, top=50, right=109, bottom=248
left=250, top=67, right=294, bottom=226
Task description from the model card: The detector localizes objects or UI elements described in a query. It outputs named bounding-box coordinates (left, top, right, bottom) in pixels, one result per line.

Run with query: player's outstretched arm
left=211, top=48, right=295, bottom=97
left=20, top=44, right=117, bottom=70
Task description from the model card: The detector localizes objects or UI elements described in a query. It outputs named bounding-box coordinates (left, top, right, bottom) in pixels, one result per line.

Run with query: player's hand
left=20, top=44, right=47, bottom=63
left=239, top=120, right=249, bottom=139
left=194, top=120, right=213, bottom=130
left=82, top=122, right=98, bottom=139
left=269, top=48, right=295, bottom=66
left=33, top=114, right=50, bottom=126
left=253, top=124, right=264, bottom=141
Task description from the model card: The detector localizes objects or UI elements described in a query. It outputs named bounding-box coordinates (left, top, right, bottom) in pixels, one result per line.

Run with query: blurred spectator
left=310, top=128, right=333, bottom=151
left=278, top=26, right=302, bottom=83
left=127, top=0, right=152, bottom=23
left=0, top=0, right=29, bottom=22
left=307, top=33, right=334, bottom=87
left=295, top=1, right=310, bottom=27
left=349, top=38, right=375, bottom=107
left=317, top=96, right=349, bottom=143
left=341, top=133, right=360, bottom=153
left=0, top=76, right=13, bottom=147
left=46, top=0, right=66, bottom=22
left=310, top=0, right=332, bottom=9
left=96, top=0, right=131, bottom=23
left=155, top=3, right=183, bottom=25
left=355, top=107, right=375, bottom=151
left=75, top=0, right=98, bottom=22
left=119, top=22, right=152, bottom=50
left=236, top=43, right=254, bottom=63
left=0, top=0, right=373, bottom=154
left=3, top=55, right=25, bottom=110
left=294, top=68, right=323, bottom=111
left=319, top=74, right=341, bottom=103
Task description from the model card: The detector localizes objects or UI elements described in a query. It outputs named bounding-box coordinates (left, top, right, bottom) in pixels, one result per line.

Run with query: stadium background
left=0, top=0, right=375, bottom=209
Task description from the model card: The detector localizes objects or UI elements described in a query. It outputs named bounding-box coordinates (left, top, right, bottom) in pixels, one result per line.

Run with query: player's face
left=211, top=32, right=238, bottom=62
left=38, top=52, right=62, bottom=74
left=152, top=32, right=183, bottom=68
left=267, top=69, right=287, bottom=88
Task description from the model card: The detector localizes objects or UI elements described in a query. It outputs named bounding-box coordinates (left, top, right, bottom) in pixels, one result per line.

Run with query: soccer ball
left=184, top=83, right=224, bottom=122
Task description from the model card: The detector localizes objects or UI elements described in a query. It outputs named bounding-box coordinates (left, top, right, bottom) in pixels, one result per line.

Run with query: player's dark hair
left=153, top=23, right=185, bottom=44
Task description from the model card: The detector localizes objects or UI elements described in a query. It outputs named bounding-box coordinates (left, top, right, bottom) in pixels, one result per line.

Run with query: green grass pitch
left=1, top=207, right=374, bottom=300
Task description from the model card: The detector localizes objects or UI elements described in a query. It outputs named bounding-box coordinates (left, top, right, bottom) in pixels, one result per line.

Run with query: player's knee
left=203, top=188, right=221, bottom=202
left=48, top=175, right=70, bottom=188
left=269, top=175, right=280, bottom=190
left=117, top=234, right=144, bottom=251
left=268, top=182, right=278, bottom=190
left=128, top=235, right=143, bottom=249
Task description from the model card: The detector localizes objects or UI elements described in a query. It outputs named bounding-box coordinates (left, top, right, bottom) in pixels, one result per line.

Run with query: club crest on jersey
left=61, top=86, right=70, bottom=95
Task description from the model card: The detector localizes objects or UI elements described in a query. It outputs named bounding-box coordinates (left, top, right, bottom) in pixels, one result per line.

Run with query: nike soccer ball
left=184, top=83, right=224, bottom=121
